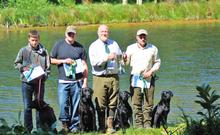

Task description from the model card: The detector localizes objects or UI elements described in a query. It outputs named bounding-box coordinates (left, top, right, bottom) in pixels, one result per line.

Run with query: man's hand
left=107, top=53, right=116, bottom=61
left=142, top=69, right=153, bottom=79
left=22, top=65, right=31, bottom=72
left=123, top=53, right=127, bottom=62
left=64, top=58, right=74, bottom=64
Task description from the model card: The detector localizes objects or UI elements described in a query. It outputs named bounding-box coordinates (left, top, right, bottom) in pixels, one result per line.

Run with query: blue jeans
left=22, top=81, right=45, bottom=132
left=58, top=80, right=82, bottom=131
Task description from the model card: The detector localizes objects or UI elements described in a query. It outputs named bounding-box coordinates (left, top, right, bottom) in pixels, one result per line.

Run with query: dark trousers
left=22, top=80, right=45, bottom=132
left=130, top=75, right=155, bottom=128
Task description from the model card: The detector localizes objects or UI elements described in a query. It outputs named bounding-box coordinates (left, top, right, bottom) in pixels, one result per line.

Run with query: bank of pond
left=0, top=1, right=220, bottom=28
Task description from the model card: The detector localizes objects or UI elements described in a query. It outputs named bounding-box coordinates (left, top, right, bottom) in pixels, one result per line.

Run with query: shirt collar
left=137, top=42, right=148, bottom=49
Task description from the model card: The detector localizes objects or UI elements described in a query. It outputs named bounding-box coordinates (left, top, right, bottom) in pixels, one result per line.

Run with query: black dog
left=151, top=90, right=173, bottom=128
left=30, top=99, right=57, bottom=133
left=78, top=87, right=96, bottom=132
left=114, top=91, right=133, bottom=133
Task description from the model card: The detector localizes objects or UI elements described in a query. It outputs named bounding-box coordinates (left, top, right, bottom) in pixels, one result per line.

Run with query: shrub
left=181, top=83, right=220, bottom=135
left=0, top=111, right=26, bottom=135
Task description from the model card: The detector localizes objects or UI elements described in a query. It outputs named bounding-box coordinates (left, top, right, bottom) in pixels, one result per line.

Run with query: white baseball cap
left=136, top=29, right=148, bottom=36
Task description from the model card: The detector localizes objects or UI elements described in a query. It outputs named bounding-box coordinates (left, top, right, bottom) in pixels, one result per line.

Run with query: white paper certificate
left=23, top=66, right=45, bottom=82
left=131, top=74, right=150, bottom=89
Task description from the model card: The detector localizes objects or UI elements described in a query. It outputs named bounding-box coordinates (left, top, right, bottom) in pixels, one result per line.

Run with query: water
left=0, top=23, right=220, bottom=129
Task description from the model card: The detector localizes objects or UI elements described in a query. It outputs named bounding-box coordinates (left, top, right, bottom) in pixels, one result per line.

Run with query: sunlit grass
left=0, top=1, right=220, bottom=27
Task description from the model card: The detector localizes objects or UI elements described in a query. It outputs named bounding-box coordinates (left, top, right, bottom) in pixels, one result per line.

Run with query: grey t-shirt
left=51, top=39, right=86, bottom=81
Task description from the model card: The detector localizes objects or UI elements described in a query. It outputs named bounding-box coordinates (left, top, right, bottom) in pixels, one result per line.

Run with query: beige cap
left=136, top=29, right=148, bottom=36
left=65, top=25, right=76, bottom=34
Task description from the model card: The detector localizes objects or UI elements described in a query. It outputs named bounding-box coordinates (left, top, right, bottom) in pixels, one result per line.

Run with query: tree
left=0, top=0, right=8, bottom=7
left=122, top=0, right=127, bottom=5
left=136, top=0, right=142, bottom=5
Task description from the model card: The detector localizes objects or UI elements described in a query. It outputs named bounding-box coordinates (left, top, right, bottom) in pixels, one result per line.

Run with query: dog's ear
left=124, top=91, right=131, bottom=97
left=88, top=87, right=94, bottom=95
left=119, top=91, right=123, bottom=98
left=168, top=90, right=173, bottom=97
left=81, top=88, right=84, bottom=96
left=161, top=91, right=166, bottom=97
left=119, top=91, right=125, bottom=100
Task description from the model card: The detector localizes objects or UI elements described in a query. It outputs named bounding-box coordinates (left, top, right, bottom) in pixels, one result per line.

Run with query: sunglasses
left=68, top=32, right=75, bottom=37
left=138, top=35, right=147, bottom=39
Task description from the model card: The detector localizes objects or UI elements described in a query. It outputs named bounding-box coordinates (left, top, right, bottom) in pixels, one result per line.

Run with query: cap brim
left=137, top=33, right=147, bottom=36
left=66, top=31, right=76, bottom=34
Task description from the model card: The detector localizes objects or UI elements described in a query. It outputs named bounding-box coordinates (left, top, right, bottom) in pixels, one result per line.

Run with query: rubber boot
left=61, top=121, right=69, bottom=134
left=107, top=117, right=116, bottom=134
left=97, top=110, right=106, bottom=133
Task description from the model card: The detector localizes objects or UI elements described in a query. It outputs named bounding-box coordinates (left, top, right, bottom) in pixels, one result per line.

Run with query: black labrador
left=30, top=99, right=57, bottom=133
left=151, top=90, right=173, bottom=128
left=114, top=91, right=133, bottom=133
left=78, top=87, right=96, bottom=132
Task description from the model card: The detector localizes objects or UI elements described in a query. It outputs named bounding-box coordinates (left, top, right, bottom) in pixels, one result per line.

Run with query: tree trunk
left=136, top=0, right=142, bottom=5
left=122, top=0, right=127, bottom=5
left=82, top=0, right=92, bottom=4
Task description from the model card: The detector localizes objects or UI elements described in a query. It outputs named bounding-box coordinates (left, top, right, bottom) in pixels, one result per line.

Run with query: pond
left=0, top=22, right=220, bottom=129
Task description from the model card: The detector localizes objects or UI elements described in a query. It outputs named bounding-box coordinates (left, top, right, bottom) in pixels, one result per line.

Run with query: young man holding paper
left=14, top=30, right=50, bottom=133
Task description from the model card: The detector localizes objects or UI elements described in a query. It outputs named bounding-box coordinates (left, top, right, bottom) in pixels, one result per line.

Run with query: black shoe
left=98, top=127, right=106, bottom=133
left=59, top=129, right=68, bottom=135
left=70, top=128, right=79, bottom=134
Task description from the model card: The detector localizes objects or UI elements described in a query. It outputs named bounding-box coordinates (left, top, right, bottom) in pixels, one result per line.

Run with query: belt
left=94, top=74, right=118, bottom=77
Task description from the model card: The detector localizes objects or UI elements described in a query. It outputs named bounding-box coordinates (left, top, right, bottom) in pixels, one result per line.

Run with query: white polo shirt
left=126, top=43, right=161, bottom=75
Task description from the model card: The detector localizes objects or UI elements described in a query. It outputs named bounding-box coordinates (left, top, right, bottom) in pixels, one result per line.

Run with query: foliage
left=0, top=111, right=58, bottom=135
left=0, top=111, right=26, bottom=135
left=0, top=1, right=219, bottom=27
left=180, top=83, right=220, bottom=135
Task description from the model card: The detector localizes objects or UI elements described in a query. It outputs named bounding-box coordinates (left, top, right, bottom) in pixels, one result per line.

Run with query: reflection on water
left=0, top=23, right=220, bottom=129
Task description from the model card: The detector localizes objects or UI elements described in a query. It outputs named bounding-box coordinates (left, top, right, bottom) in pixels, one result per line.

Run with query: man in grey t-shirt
left=51, top=26, right=88, bottom=133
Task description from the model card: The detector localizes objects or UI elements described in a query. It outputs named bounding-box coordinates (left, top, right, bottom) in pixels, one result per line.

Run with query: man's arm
left=14, top=48, right=24, bottom=72
left=51, top=58, right=74, bottom=65
left=45, top=49, right=51, bottom=77
left=89, top=43, right=109, bottom=67
left=143, top=46, right=161, bottom=79
left=81, top=60, right=88, bottom=88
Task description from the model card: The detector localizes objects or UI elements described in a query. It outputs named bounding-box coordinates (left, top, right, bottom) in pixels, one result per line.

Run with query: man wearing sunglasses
left=50, top=26, right=88, bottom=133
left=124, top=29, right=161, bottom=129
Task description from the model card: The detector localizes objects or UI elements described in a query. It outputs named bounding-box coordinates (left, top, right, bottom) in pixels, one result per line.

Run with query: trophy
left=117, top=53, right=126, bottom=75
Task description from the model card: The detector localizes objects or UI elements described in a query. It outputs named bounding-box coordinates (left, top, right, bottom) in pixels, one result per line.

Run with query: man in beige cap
left=124, top=29, right=161, bottom=128
left=50, top=25, right=88, bottom=133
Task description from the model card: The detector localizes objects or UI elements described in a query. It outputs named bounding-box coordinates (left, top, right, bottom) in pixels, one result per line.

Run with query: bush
left=0, top=111, right=26, bottom=135
left=181, top=83, right=220, bottom=135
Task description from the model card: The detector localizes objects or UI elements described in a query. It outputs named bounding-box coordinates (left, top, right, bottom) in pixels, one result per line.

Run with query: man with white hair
left=89, top=24, right=122, bottom=133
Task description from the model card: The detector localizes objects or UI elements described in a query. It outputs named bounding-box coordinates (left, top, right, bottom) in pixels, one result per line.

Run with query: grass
left=0, top=110, right=184, bottom=135
left=0, top=120, right=186, bottom=135
left=0, top=1, right=220, bottom=28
